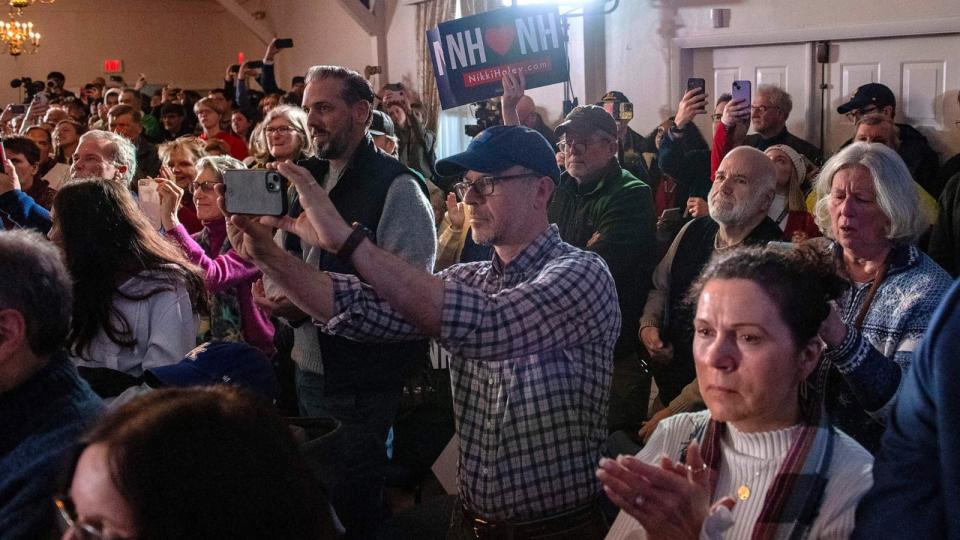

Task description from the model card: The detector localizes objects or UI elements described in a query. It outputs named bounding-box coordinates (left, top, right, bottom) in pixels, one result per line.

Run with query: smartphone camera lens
left=266, top=174, right=280, bottom=192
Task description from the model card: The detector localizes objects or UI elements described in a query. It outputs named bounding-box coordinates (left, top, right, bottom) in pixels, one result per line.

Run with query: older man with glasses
left=223, top=124, right=619, bottom=539
left=551, top=104, right=656, bottom=441
left=837, top=82, right=942, bottom=197
left=742, top=84, right=823, bottom=166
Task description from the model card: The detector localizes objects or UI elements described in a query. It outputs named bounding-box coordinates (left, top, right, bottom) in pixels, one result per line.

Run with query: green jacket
left=548, top=160, right=656, bottom=359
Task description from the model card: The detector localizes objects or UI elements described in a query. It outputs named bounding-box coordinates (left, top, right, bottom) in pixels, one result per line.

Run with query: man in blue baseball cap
left=222, top=124, right=619, bottom=538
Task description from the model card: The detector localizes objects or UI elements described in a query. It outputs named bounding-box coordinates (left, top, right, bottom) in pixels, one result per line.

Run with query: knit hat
left=766, top=144, right=806, bottom=182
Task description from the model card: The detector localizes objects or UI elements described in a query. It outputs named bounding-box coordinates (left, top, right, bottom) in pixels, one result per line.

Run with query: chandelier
left=0, top=17, right=40, bottom=55
left=9, top=0, right=55, bottom=17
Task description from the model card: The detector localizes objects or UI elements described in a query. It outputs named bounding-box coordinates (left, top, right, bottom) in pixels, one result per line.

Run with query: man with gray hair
left=639, top=146, right=784, bottom=419
left=0, top=229, right=103, bottom=537
left=744, top=84, right=823, bottom=165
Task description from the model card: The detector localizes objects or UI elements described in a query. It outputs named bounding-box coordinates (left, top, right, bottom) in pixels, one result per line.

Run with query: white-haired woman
left=813, top=142, right=952, bottom=452
left=248, top=104, right=313, bottom=167
left=157, top=156, right=274, bottom=355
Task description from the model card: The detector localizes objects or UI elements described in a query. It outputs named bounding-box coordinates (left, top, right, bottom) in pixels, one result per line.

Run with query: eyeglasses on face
left=453, top=173, right=537, bottom=200
left=845, top=105, right=879, bottom=122
left=557, top=138, right=608, bottom=155
left=265, top=125, right=297, bottom=135
left=189, top=180, right=220, bottom=193
left=750, top=105, right=780, bottom=115
left=55, top=496, right=110, bottom=540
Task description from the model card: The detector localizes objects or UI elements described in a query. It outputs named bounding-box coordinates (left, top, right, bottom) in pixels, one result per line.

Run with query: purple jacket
left=166, top=220, right=275, bottom=355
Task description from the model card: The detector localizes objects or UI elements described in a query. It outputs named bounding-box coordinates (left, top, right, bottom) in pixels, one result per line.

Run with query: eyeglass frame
left=188, top=179, right=221, bottom=193
left=452, top=173, right=539, bottom=200
left=264, top=125, right=300, bottom=135
left=55, top=496, right=109, bottom=540
left=845, top=104, right=880, bottom=123
left=750, top=105, right=781, bottom=115
left=557, top=136, right=612, bottom=155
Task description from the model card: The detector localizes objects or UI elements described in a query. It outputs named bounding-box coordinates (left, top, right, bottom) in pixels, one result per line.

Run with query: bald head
left=516, top=96, right=537, bottom=128
left=710, top=146, right=777, bottom=225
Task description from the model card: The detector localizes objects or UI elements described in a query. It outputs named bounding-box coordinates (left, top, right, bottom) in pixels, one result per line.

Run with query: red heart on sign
left=484, top=25, right=516, bottom=56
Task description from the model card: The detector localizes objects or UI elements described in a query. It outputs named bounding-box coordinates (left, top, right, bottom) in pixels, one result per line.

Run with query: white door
left=824, top=33, right=960, bottom=159
left=689, top=43, right=815, bottom=147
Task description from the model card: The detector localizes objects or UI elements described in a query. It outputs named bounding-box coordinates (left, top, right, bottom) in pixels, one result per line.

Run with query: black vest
left=287, top=136, right=430, bottom=395
left=665, top=216, right=784, bottom=384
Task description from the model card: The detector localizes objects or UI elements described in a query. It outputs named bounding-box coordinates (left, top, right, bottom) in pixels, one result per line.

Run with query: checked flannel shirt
left=319, top=224, right=620, bottom=521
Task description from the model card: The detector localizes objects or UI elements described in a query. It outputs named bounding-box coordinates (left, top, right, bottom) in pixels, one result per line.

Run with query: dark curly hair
left=53, top=179, right=208, bottom=358
left=687, top=244, right=848, bottom=348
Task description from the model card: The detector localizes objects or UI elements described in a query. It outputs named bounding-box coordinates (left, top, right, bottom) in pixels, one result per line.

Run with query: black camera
left=464, top=99, right=503, bottom=138
left=10, top=77, right=46, bottom=99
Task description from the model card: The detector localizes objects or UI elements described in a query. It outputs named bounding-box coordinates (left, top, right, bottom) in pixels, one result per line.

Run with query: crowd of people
left=2, top=34, right=960, bottom=540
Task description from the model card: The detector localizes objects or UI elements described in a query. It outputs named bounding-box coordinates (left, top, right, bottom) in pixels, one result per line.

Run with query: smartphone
left=686, top=77, right=706, bottom=94
left=732, top=80, right=751, bottom=105
left=224, top=170, right=288, bottom=216
left=109, top=75, right=123, bottom=82
left=137, top=179, right=163, bottom=229
left=229, top=64, right=240, bottom=73
left=8, top=104, right=26, bottom=115
left=274, top=38, right=294, bottom=49
left=602, top=100, right=633, bottom=121
left=246, top=60, right=264, bottom=70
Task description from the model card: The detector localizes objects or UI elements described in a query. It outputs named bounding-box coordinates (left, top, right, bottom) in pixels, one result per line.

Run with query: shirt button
left=485, top=420, right=493, bottom=429
left=488, top=377, right=494, bottom=385
left=482, top=467, right=489, bottom=476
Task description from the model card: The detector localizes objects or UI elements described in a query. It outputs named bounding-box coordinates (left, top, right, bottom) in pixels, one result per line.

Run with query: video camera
left=464, top=99, right=503, bottom=138
left=10, top=77, right=46, bottom=100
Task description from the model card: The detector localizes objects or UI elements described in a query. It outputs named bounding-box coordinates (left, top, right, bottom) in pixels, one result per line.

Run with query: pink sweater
left=166, top=220, right=275, bottom=355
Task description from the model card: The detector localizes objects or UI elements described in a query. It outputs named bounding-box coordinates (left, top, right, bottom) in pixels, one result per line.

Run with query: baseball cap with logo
left=144, top=341, right=279, bottom=401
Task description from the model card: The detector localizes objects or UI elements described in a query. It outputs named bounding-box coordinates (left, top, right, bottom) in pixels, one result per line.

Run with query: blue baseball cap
left=144, top=341, right=279, bottom=401
left=435, top=125, right=559, bottom=191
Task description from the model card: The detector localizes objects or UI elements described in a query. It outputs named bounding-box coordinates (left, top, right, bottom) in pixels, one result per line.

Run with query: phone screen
left=275, top=38, right=294, bottom=49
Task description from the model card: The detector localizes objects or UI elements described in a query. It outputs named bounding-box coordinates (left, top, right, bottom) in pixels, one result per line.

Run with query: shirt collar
left=491, top=224, right=560, bottom=276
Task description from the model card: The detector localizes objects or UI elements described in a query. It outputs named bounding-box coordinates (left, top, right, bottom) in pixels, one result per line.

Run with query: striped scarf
left=683, top=410, right=835, bottom=540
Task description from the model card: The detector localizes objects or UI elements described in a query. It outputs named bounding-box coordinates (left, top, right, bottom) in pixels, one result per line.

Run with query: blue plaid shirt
left=320, top=224, right=619, bottom=520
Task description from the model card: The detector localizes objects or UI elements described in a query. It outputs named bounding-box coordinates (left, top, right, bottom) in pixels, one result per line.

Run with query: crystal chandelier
left=0, top=17, right=40, bottom=55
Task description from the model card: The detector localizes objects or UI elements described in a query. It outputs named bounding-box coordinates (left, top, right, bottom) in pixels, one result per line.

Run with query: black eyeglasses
left=55, top=497, right=108, bottom=540
left=557, top=138, right=607, bottom=155
left=845, top=105, right=878, bottom=122
left=453, top=173, right=537, bottom=200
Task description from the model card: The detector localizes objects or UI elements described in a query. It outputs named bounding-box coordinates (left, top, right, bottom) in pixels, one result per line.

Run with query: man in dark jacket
left=838, top=82, right=942, bottom=196
left=744, top=84, right=823, bottom=165
left=0, top=230, right=103, bottom=538
left=551, top=105, right=656, bottom=435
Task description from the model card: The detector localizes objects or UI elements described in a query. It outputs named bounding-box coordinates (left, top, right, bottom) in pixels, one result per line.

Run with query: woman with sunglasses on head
left=600, top=245, right=873, bottom=540
left=157, top=156, right=275, bottom=355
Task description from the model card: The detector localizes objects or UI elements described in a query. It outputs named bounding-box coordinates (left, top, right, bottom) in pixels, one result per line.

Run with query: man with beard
left=248, top=65, right=436, bottom=538
left=638, top=146, right=783, bottom=415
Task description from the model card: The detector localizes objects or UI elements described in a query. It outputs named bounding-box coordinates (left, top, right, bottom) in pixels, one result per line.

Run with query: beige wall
left=0, top=0, right=264, bottom=105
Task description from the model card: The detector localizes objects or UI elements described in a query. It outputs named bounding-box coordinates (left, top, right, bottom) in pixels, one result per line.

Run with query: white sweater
left=71, top=273, right=198, bottom=377
left=605, top=411, right=873, bottom=540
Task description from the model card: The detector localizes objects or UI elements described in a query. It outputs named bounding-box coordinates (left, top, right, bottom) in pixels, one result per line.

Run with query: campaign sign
left=427, top=5, right=568, bottom=110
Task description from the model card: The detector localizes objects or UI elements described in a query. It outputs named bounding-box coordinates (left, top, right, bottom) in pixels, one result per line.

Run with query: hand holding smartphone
left=224, top=170, right=288, bottom=216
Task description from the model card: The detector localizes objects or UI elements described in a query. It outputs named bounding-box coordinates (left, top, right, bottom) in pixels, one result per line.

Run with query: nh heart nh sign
left=427, top=5, right=569, bottom=110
